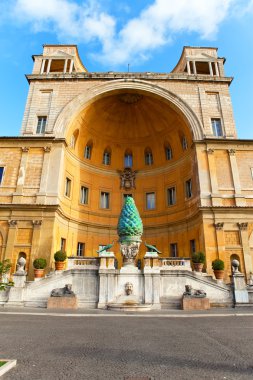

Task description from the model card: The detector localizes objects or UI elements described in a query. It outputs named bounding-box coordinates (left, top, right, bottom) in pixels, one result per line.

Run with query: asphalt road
left=0, top=312, right=253, bottom=380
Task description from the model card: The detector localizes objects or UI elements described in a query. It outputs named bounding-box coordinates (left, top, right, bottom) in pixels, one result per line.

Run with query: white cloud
left=5, top=0, right=252, bottom=66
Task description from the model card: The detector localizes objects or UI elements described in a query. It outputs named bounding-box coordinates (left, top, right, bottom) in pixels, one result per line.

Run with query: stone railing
left=160, top=258, right=192, bottom=271
left=67, top=257, right=99, bottom=270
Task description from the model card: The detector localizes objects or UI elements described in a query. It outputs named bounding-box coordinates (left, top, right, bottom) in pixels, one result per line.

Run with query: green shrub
left=192, top=251, right=205, bottom=264
left=33, top=258, right=47, bottom=269
left=212, top=259, right=224, bottom=271
left=54, top=250, right=67, bottom=262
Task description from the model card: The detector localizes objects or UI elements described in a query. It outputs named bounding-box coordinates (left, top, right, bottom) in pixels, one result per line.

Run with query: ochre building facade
left=0, top=45, right=253, bottom=281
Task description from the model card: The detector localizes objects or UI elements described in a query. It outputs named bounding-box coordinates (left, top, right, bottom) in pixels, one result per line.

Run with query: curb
left=0, top=360, right=17, bottom=377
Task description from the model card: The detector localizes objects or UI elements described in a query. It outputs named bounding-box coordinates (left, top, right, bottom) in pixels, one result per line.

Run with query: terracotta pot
left=34, top=269, right=45, bottom=278
left=55, top=261, right=65, bottom=271
left=214, top=270, right=224, bottom=280
left=193, top=263, right=204, bottom=272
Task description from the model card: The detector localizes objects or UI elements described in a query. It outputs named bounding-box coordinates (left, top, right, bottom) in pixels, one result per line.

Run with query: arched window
left=164, top=143, right=172, bottom=160
left=84, top=140, right=93, bottom=159
left=124, top=149, right=133, bottom=168
left=181, top=136, right=188, bottom=150
left=103, top=147, right=111, bottom=165
left=145, top=147, right=153, bottom=165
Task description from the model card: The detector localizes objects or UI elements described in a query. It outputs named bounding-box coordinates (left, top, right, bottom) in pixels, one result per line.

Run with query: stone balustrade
left=160, top=258, right=192, bottom=271
left=67, top=257, right=99, bottom=270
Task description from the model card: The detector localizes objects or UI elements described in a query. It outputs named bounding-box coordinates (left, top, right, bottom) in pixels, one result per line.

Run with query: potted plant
left=212, top=259, right=225, bottom=280
left=54, top=250, right=67, bottom=270
left=192, top=251, right=205, bottom=272
left=33, top=258, right=47, bottom=278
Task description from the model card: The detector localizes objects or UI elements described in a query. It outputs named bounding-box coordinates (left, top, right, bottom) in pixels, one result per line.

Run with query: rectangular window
left=100, top=191, right=110, bottom=209
left=0, top=167, right=4, bottom=185
left=77, top=242, right=85, bottom=257
left=165, top=148, right=172, bottom=160
left=146, top=192, right=155, bottom=210
left=80, top=186, right=89, bottom=204
left=185, top=179, right=192, bottom=199
left=124, top=154, right=133, bottom=168
left=170, top=243, right=178, bottom=257
left=84, top=145, right=92, bottom=159
left=167, top=187, right=176, bottom=206
left=211, top=118, right=223, bottom=137
left=65, top=177, right=71, bottom=197
left=190, top=239, right=196, bottom=254
left=60, top=238, right=66, bottom=252
left=36, top=116, right=47, bottom=134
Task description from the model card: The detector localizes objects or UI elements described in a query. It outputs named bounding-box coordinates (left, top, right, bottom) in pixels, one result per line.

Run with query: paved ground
left=0, top=308, right=253, bottom=380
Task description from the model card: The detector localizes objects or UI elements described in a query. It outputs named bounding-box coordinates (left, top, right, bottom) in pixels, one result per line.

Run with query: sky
left=0, top=0, right=253, bottom=138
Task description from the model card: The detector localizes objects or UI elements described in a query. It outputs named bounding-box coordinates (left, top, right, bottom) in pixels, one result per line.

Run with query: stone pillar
left=144, top=273, right=152, bottom=304
left=12, top=147, right=29, bottom=203
left=98, top=271, right=108, bottom=309
left=40, top=59, right=46, bottom=74
left=207, top=148, right=221, bottom=206
left=36, top=146, right=52, bottom=204
left=213, top=222, right=225, bottom=273
left=214, top=62, right=219, bottom=76
left=46, top=59, right=52, bottom=74
left=227, top=149, right=246, bottom=206
left=192, top=61, right=197, bottom=75
left=4, top=220, right=18, bottom=263
left=208, top=61, right=213, bottom=76
left=237, top=222, right=252, bottom=275
left=63, top=59, right=68, bottom=74
left=28, top=220, right=43, bottom=279
left=69, top=59, right=74, bottom=73
left=230, top=260, right=249, bottom=305
left=186, top=60, right=191, bottom=74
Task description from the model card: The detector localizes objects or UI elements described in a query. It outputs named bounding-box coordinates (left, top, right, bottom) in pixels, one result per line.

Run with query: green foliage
left=54, top=250, right=67, bottom=262
left=192, top=251, right=205, bottom=264
left=33, top=258, right=47, bottom=269
left=212, top=259, right=224, bottom=271
left=0, top=281, right=14, bottom=291
left=0, top=259, right=11, bottom=276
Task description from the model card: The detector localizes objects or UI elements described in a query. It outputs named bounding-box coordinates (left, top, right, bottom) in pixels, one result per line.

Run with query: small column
left=36, top=146, right=52, bottom=204
left=186, top=60, right=191, bottom=75
left=192, top=61, right=197, bottom=75
left=237, top=223, right=252, bottom=275
left=208, top=62, right=213, bottom=76
left=69, top=59, right=74, bottom=73
left=214, top=62, right=219, bottom=76
left=46, top=59, right=52, bottom=74
left=227, top=149, right=246, bottom=206
left=40, top=59, right=46, bottom=74
left=63, top=59, right=68, bottom=74
left=207, top=148, right=221, bottom=206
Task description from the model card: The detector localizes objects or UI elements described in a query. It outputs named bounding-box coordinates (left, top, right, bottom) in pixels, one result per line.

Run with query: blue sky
left=0, top=0, right=253, bottom=138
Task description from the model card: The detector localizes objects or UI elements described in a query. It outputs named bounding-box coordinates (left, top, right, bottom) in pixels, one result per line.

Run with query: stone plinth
left=182, top=297, right=210, bottom=310
left=47, top=296, right=78, bottom=309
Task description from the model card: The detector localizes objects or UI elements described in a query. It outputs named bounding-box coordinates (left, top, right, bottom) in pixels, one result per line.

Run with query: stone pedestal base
left=182, top=297, right=210, bottom=310
left=47, top=296, right=78, bottom=309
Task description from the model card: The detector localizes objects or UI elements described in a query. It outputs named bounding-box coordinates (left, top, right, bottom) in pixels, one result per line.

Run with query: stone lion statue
left=183, top=284, right=206, bottom=298
left=50, top=284, right=75, bottom=297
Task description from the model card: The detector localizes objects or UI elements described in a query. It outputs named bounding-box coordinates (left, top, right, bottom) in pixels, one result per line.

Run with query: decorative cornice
left=21, top=146, right=29, bottom=153
left=237, top=222, right=248, bottom=231
left=8, top=220, right=17, bottom=227
left=32, top=220, right=42, bottom=226
left=44, top=146, right=51, bottom=153
left=214, top=222, right=224, bottom=230
left=228, top=149, right=236, bottom=156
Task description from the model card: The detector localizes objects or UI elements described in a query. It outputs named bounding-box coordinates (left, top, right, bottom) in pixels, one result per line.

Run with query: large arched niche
left=54, top=79, right=203, bottom=141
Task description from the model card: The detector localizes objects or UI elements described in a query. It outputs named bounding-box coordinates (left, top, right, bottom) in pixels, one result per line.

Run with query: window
left=0, top=167, right=4, bottom=185
left=165, top=146, right=172, bottom=160
left=185, top=179, right=192, bottom=199
left=190, top=239, right=196, bottom=254
left=65, top=177, right=71, bottom=197
left=211, top=118, right=223, bottom=137
left=182, top=136, right=188, bottom=150
left=77, top=242, right=85, bottom=257
left=124, top=153, right=133, bottom=168
left=84, top=143, right=92, bottom=159
left=100, top=191, right=110, bottom=209
left=145, top=148, right=153, bottom=165
left=170, top=243, right=178, bottom=257
left=80, top=186, right=89, bottom=204
left=167, top=187, right=176, bottom=206
left=36, top=116, right=47, bottom=134
left=146, top=192, right=155, bottom=210
left=60, top=238, right=66, bottom=252
left=103, top=151, right=111, bottom=165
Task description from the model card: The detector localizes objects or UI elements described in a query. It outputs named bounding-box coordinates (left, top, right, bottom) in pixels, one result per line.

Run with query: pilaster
left=207, top=149, right=221, bottom=206
left=213, top=222, right=225, bottom=271
left=227, top=149, right=246, bottom=206
left=12, top=147, right=29, bottom=203
left=36, top=146, right=52, bottom=204
left=28, top=220, right=43, bottom=278
left=4, top=220, right=18, bottom=262
left=237, top=222, right=252, bottom=275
